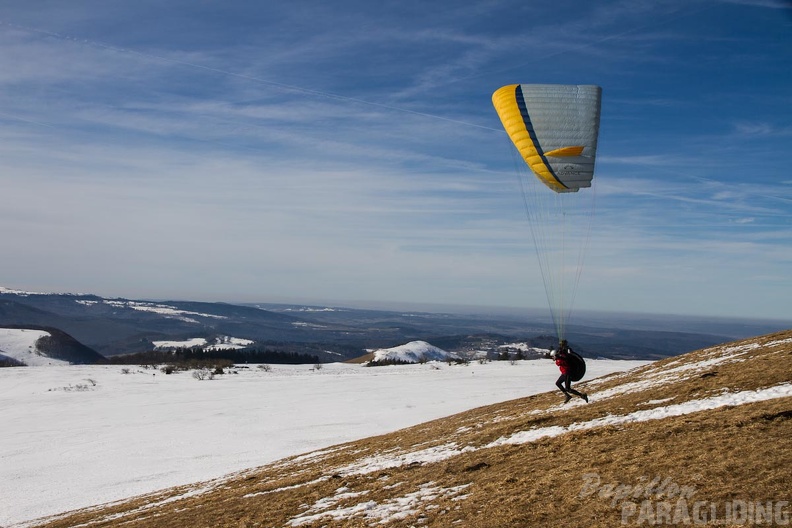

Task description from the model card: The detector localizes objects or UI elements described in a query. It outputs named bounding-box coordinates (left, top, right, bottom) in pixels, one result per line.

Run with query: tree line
left=108, top=347, right=321, bottom=366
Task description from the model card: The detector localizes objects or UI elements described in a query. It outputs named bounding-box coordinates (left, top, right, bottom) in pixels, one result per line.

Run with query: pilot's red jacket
left=555, top=351, right=570, bottom=375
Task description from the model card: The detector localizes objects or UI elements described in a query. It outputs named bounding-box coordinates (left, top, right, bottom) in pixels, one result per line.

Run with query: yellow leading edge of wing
left=492, top=84, right=568, bottom=193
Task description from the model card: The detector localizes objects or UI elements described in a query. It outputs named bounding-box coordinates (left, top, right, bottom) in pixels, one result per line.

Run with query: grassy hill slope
left=30, top=330, right=792, bottom=527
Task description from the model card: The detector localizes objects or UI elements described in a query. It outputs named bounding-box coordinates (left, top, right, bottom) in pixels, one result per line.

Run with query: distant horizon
left=3, top=284, right=790, bottom=327
left=251, top=296, right=792, bottom=325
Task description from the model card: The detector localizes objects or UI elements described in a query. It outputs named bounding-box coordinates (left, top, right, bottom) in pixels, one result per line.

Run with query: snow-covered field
left=0, top=359, right=648, bottom=526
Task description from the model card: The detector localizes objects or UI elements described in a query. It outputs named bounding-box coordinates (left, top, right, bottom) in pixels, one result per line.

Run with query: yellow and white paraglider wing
left=492, top=84, right=602, bottom=193
left=492, top=83, right=602, bottom=340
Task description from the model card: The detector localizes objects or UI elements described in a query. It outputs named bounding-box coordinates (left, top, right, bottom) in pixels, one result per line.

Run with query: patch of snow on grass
left=287, top=483, right=470, bottom=527
left=338, top=443, right=476, bottom=476
left=584, top=345, right=768, bottom=403
left=364, top=483, right=471, bottom=524
left=487, top=383, right=792, bottom=448
left=288, top=486, right=372, bottom=527
left=243, top=476, right=331, bottom=499
left=640, top=397, right=676, bottom=406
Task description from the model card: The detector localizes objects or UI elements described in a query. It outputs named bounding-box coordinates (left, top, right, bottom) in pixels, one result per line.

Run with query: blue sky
left=1, top=0, right=791, bottom=320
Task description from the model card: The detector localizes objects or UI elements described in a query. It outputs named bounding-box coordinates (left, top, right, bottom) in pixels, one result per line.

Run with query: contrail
left=0, top=110, right=56, bottom=128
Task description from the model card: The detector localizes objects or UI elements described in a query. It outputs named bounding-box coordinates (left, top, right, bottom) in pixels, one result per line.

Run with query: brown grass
left=344, top=352, right=375, bottom=364
left=29, top=330, right=792, bottom=527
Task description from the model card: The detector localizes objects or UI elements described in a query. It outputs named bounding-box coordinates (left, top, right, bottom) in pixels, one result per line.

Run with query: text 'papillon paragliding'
left=492, top=84, right=602, bottom=340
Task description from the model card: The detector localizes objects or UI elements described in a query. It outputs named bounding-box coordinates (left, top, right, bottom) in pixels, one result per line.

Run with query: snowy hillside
left=370, top=340, right=460, bottom=364
left=0, top=328, right=69, bottom=366
left=0, top=357, right=644, bottom=526
left=18, top=329, right=790, bottom=528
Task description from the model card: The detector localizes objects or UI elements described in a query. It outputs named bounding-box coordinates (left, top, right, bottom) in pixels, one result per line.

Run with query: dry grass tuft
left=29, top=330, right=792, bottom=527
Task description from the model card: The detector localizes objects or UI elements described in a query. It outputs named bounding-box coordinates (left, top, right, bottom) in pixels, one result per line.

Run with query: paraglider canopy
left=492, top=84, right=602, bottom=193
left=492, top=83, right=602, bottom=340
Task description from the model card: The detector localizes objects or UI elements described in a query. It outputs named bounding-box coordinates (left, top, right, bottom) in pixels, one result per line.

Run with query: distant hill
left=0, top=289, right=324, bottom=357
left=368, top=340, right=461, bottom=364
left=2, top=286, right=789, bottom=360
left=0, top=325, right=106, bottom=366
left=31, top=329, right=792, bottom=528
